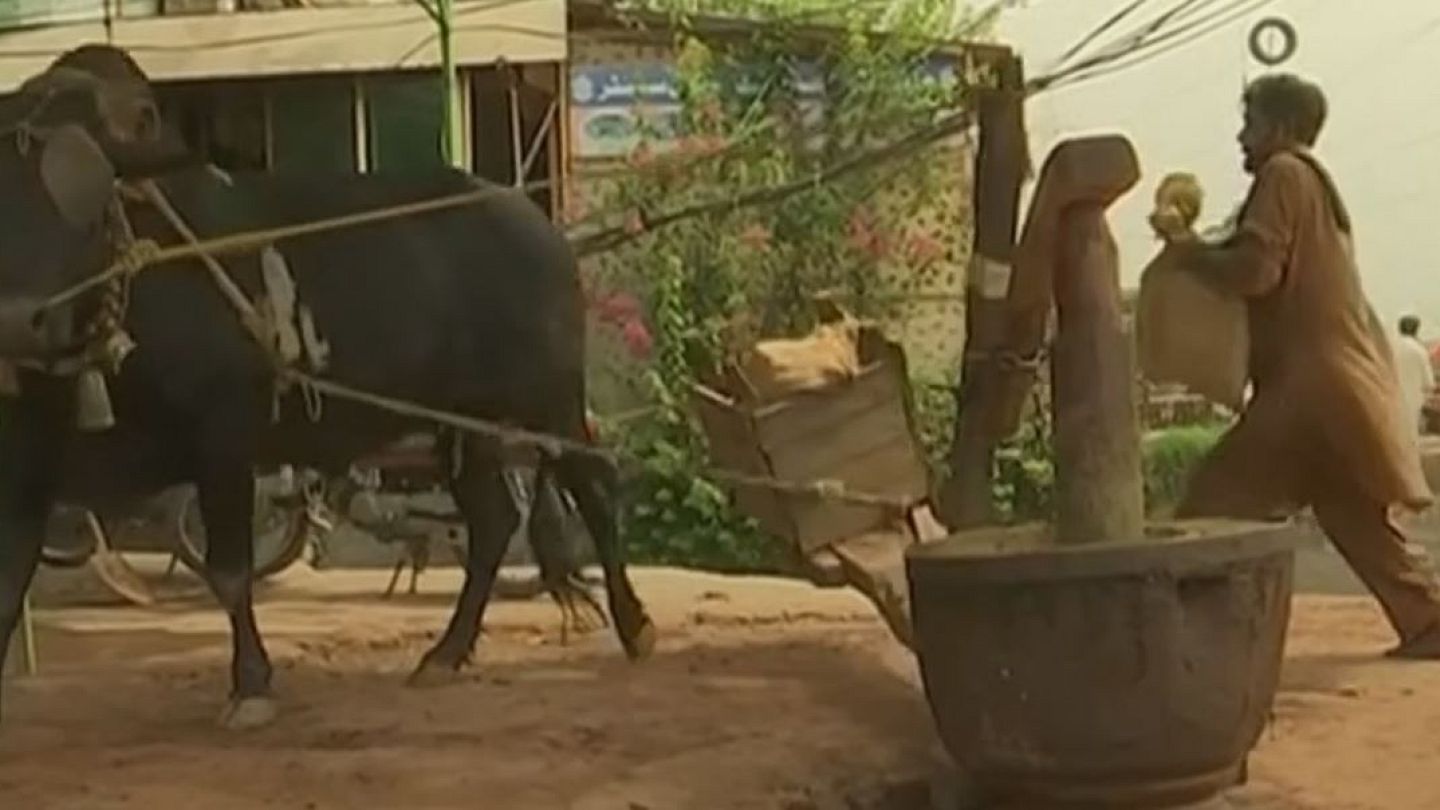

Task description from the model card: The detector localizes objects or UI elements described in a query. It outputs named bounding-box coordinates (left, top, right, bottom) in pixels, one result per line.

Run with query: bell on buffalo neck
left=76, top=366, right=116, bottom=432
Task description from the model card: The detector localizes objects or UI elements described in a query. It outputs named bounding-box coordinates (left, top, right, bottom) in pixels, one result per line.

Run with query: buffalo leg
left=410, top=442, right=517, bottom=685
left=554, top=452, right=655, bottom=661
left=195, top=445, right=275, bottom=729
left=0, top=392, right=64, bottom=722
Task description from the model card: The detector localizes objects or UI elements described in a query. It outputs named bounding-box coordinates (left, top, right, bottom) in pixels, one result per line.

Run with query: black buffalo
left=0, top=46, right=654, bottom=728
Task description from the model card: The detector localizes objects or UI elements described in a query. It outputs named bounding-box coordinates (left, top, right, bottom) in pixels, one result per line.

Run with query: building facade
left=0, top=0, right=569, bottom=215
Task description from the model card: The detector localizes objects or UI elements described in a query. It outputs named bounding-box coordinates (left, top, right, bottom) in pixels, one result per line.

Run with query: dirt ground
left=1, top=564, right=1438, bottom=810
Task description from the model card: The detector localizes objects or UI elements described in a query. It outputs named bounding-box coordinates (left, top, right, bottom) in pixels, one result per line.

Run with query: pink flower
left=866, top=230, right=893, bottom=261
left=846, top=207, right=873, bottom=249
left=594, top=291, right=643, bottom=325
left=620, top=319, right=654, bottom=359
left=563, top=194, right=590, bottom=225
left=905, top=231, right=945, bottom=264
left=845, top=207, right=893, bottom=261
left=627, top=141, right=655, bottom=168
left=698, top=99, right=724, bottom=127
left=623, top=210, right=647, bottom=236
left=696, top=134, right=728, bottom=156
left=674, top=136, right=701, bottom=158
left=738, top=223, right=772, bottom=252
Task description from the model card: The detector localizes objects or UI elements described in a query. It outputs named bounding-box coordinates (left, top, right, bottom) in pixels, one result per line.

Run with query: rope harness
left=44, top=177, right=915, bottom=516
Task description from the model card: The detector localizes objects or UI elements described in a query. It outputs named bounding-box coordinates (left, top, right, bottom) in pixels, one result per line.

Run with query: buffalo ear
left=40, top=123, right=115, bottom=230
left=103, top=123, right=197, bottom=178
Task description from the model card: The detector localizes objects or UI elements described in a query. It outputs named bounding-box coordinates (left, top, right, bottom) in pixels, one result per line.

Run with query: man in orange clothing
left=1160, top=73, right=1440, bottom=659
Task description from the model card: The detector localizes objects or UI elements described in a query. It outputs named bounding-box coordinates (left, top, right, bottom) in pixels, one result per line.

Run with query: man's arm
left=1162, top=235, right=1283, bottom=298
left=1161, top=156, right=1304, bottom=298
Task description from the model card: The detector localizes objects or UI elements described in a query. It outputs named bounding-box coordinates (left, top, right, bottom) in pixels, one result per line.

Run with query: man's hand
left=1148, top=205, right=1195, bottom=243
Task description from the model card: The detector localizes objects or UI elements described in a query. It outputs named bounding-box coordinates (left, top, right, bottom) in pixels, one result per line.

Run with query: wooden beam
left=936, top=54, right=1028, bottom=530
left=1042, top=137, right=1143, bottom=544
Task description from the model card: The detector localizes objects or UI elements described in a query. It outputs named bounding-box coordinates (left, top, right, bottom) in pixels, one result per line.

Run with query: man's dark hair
left=1401, top=315, right=1422, bottom=337
left=1243, top=73, right=1328, bottom=146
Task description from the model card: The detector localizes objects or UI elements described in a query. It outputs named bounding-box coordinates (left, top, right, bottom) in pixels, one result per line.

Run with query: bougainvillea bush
left=571, top=0, right=1008, bottom=570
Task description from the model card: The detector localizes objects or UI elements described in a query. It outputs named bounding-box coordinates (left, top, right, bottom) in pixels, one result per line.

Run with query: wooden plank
left=692, top=332, right=931, bottom=555
left=831, top=529, right=916, bottom=649
left=766, top=398, right=919, bottom=485
left=799, top=548, right=848, bottom=588
left=753, top=362, right=899, bottom=451
left=789, top=451, right=929, bottom=551
left=691, top=385, right=796, bottom=542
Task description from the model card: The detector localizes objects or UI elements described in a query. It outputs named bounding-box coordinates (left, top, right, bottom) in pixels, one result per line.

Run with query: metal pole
left=415, top=0, right=463, bottom=168
left=437, top=0, right=463, bottom=168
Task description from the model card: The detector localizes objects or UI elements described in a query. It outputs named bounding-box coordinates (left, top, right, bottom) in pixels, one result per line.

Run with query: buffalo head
left=0, top=45, right=191, bottom=363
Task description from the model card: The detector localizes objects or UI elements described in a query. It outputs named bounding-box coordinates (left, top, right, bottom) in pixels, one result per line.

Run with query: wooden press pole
left=1046, top=138, right=1143, bottom=544
left=937, top=54, right=1029, bottom=529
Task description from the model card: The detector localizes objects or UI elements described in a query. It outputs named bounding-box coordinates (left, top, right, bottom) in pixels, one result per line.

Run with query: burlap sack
left=736, top=317, right=862, bottom=403
left=1135, top=173, right=1250, bottom=410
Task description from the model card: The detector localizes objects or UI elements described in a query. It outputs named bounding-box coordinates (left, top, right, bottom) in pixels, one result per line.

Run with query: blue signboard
left=569, top=54, right=962, bottom=159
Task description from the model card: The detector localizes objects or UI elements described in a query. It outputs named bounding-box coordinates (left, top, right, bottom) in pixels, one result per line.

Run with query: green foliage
left=589, top=2, right=999, bottom=571
left=616, top=0, right=1018, bottom=42
left=605, top=386, right=786, bottom=574
left=976, top=403, right=1226, bottom=524
left=909, top=377, right=957, bottom=484
left=1142, top=423, right=1226, bottom=516
left=992, top=396, right=1055, bottom=522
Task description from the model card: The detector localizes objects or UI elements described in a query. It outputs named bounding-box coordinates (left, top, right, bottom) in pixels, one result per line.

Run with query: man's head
left=1238, top=73, right=1327, bottom=174
left=1401, top=315, right=1422, bottom=338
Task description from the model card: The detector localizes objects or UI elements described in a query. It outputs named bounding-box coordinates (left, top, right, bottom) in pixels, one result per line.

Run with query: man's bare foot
left=1386, top=623, right=1440, bottom=660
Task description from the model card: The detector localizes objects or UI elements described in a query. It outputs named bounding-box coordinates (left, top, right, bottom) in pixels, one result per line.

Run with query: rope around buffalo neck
left=38, top=176, right=556, bottom=314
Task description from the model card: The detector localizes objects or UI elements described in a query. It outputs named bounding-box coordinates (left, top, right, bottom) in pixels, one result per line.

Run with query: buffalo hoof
left=218, top=696, right=278, bottom=731
left=620, top=614, right=657, bottom=662
left=406, top=658, right=469, bottom=689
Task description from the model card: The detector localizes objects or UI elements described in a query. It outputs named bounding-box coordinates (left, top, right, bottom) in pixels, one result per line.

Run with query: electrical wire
left=1041, top=0, right=1275, bottom=92
left=1048, top=0, right=1210, bottom=76
left=1050, top=0, right=1154, bottom=72
left=1042, top=0, right=1265, bottom=88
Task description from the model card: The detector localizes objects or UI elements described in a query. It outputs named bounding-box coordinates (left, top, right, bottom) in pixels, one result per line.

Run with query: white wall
left=998, top=0, right=1440, bottom=337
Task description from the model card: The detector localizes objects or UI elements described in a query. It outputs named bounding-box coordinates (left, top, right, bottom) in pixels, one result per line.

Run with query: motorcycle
left=40, top=433, right=601, bottom=633
left=41, top=471, right=318, bottom=606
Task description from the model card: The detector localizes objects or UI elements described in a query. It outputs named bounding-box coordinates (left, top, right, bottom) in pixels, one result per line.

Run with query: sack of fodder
left=732, top=313, right=863, bottom=404
left=1135, top=172, right=1250, bottom=411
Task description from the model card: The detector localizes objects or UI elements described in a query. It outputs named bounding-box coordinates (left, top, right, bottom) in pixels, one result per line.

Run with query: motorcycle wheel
left=173, top=482, right=311, bottom=581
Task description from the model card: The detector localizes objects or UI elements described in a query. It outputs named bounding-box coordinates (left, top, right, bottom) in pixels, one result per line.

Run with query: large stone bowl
left=907, top=519, right=1302, bottom=808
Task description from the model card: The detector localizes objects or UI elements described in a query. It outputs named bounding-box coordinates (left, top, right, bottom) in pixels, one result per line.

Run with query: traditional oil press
left=906, top=135, right=1302, bottom=809
left=693, top=132, right=1301, bottom=809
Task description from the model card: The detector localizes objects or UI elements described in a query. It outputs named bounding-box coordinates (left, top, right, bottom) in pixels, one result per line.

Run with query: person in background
left=1156, top=73, right=1440, bottom=659
left=1395, top=315, right=1435, bottom=441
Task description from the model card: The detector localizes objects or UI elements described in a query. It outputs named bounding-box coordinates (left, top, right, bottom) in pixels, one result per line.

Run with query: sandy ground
left=0, top=564, right=1438, bottom=810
